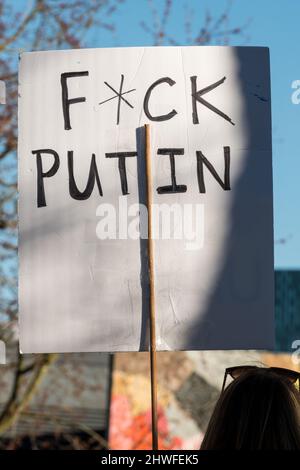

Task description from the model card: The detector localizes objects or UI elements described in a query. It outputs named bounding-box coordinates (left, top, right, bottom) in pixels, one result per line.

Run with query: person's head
left=201, top=366, right=300, bottom=450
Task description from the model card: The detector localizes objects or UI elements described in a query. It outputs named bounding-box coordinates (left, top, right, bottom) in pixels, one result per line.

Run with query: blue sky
left=90, top=0, right=300, bottom=269
left=12, top=0, right=300, bottom=268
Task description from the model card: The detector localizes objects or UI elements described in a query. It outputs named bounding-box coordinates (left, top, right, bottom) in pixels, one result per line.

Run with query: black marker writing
left=191, top=76, right=235, bottom=126
left=105, top=151, right=137, bottom=195
left=99, top=75, right=136, bottom=125
left=61, top=71, right=89, bottom=130
left=156, top=148, right=187, bottom=194
left=144, top=77, right=177, bottom=122
left=32, top=149, right=60, bottom=208
left=196, top=146, right=231, bottom=193
left=68, top=151, right=103, bottom=200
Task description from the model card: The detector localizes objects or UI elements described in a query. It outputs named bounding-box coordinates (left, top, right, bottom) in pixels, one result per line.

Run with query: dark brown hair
left=201, top=368, right=300, bottom=450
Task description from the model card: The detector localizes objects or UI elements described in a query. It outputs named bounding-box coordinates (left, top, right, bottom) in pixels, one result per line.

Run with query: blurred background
left=0, top=0, right=299, bottom=450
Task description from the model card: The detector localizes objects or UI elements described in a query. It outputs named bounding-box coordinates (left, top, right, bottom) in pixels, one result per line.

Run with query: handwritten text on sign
left=35, top=71, right=233, bottom=207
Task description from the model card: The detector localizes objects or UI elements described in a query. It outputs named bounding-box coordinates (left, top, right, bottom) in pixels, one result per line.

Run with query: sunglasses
left=221, top=365, right=300, bottom=393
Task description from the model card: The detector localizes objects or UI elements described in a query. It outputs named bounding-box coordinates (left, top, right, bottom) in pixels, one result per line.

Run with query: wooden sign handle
left=144, top=124, right=158, bottom=451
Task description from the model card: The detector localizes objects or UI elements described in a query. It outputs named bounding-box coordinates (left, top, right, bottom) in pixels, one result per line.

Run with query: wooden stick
left=144, top=124, right=158, bottom=451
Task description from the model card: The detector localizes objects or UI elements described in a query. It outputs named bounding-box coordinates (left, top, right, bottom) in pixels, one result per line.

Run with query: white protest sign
left=18, top=46, right=274, bottom=353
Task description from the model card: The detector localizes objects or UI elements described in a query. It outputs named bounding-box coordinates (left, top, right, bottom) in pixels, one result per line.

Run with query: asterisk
left=98, top=74, right=136, bottom=125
